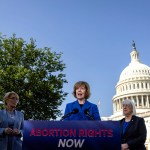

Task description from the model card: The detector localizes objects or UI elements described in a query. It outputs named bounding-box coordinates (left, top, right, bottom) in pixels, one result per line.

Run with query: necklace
left=7, top=111, right=15, bottom=119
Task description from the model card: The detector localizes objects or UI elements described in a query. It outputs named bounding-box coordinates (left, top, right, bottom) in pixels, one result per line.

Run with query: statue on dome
left=132, top=40, right=136, bottom=49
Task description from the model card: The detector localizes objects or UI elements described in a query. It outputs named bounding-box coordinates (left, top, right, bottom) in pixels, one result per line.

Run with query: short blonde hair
left=72, top=81, right=91, bottom=99
left=3, top=91, right=19, bottom=105
left=122, top=99, right=136, bottom=116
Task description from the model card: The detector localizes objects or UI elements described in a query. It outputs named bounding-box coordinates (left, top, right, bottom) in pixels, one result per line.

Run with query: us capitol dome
left=104, top=41, right=150, bottom=149
left=112, top=42, right=150, bottom=118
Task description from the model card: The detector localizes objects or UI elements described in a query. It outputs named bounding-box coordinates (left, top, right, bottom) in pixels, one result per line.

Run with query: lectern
left=23, top=120, right=121, bottom=150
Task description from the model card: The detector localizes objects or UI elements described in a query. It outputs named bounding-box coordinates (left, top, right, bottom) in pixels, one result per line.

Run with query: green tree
left=0, top=33, right=67, bottom=120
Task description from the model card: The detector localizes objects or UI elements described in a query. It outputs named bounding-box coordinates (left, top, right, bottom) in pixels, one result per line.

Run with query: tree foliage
left=0, top=33, right=67, bottom=120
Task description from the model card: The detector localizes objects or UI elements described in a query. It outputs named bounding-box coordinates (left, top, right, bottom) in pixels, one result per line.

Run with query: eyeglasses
left=123, top=104, right=132, bottom=108
left=9, top=97, right=19, bottom=103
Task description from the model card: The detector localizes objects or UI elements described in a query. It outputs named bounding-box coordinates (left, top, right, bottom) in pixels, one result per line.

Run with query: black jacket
left=120, top=115, right=147, bottom=150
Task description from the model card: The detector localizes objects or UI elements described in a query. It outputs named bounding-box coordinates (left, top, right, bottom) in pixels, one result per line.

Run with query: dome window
left=137, top=83, right=139, bottom=89
left=145, top=83, right=147, bottom=88
left=139, top=97, right=142, bottom=107
left=141, top=83, right=143, bottom=88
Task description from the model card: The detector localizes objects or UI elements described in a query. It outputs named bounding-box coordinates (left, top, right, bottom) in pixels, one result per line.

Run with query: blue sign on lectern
left=23, top=121, right=121, bottom=150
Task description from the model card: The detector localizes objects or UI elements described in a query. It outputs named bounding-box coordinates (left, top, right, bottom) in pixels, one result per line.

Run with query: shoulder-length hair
left=72, top=81, right=91, bottom=99
left=3, top=91, right=19, bottom=105
left=122, top=99, right=136, bottom=116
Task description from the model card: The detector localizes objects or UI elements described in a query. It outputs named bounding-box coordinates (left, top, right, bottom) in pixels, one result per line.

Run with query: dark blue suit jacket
left=120, top=115, right=147, bottom=150
left=64, top=100, right=101, bottom=120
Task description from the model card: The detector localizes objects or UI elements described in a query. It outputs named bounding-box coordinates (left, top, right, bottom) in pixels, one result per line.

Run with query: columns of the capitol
left=131, top=96, right=134, bottom=104
left=142, top=95, right=144, bottom=107
left=136, top=95, right=139, bottom=107
left=116, top=100, right=118, bottom=111
left=148, top=95, right=150, bottom=108
left=147, top=95, right=149, bottom=107
left=144, top=82, right=146, bottom=89
left=119, top=99, right=121, bottom=110
left=113, top=95, right=150, bottom=111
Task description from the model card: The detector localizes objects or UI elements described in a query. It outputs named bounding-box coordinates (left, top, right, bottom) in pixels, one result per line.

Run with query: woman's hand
left=4, top=128, right=13, bottom=135
left=12, top=128, right=20, bottom=135
left=121, top=143, right=129, bottom=150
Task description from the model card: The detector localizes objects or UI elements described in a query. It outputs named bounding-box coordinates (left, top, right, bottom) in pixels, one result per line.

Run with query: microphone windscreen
left=72, top=108, right=79, bottom=114
left=84, top=109, right=89, bottom=114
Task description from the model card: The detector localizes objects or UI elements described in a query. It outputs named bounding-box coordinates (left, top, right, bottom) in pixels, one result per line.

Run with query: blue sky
left=0, top=0, right=150, bottom=117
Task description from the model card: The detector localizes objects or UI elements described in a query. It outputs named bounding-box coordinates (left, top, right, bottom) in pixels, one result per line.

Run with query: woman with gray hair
left=120, top=99, right=147, bottom=150
left=0, top=91, right=24, bottom=150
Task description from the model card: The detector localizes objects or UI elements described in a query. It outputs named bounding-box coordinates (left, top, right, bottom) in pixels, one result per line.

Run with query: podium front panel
left=23, top=121, right=121, bottom=150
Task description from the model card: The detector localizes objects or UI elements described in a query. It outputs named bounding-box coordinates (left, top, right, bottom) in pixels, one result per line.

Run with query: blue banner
left=23, top=121, right=121, bottom=150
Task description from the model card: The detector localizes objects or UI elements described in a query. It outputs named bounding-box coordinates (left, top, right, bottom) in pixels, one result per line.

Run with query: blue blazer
left=0, top=109, right=24, bottom=150
left=120, top=115, right=147, bottom=150
left=64, top=100, right=101, bottom=120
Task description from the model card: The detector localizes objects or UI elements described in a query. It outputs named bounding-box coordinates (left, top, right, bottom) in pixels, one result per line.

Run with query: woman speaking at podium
left=62, top=81, right=101, bottom=121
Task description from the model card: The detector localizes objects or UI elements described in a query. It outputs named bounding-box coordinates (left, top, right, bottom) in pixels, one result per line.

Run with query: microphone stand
left=60, top=108, right=79, bottom=121
left=84, top=109, right=95, bottom=120
left=60, top=113, right=72, bottom=121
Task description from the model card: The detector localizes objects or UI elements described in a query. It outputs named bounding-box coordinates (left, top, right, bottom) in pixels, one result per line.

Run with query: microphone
left=60, top=108, right=79, bottom=121
left=84, top=109, right=95, bottom=120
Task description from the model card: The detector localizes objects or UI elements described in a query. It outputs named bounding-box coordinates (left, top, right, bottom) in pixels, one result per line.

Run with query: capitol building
left=103, top=42, right=150, bottom=149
